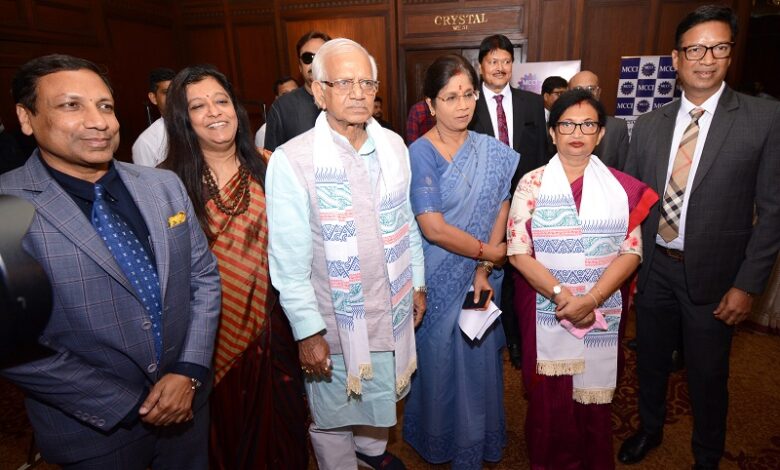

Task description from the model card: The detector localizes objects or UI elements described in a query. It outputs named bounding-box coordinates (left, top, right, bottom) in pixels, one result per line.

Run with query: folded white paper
left=459, top=298, right=502, bottom=341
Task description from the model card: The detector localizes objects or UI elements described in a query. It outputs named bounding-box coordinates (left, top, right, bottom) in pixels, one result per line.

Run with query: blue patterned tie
left=91, top=184, right=163, bottom=362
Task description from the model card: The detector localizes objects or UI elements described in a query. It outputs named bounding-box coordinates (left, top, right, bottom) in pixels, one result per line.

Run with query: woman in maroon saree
left=507, top=90, right=657, bottom=469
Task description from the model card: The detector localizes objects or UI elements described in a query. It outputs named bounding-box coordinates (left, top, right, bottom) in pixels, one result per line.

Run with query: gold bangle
left=478, top=260, right=494, bottom=275
left=587, top=292, right=600, bottom=309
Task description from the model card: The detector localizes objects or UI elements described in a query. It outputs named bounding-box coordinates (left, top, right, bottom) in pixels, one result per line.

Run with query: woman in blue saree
left=403, top=54, right=519, bottom=469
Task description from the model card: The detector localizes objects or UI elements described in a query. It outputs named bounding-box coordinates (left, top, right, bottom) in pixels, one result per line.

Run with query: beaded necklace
left=203, top=163, right=250, bottom=216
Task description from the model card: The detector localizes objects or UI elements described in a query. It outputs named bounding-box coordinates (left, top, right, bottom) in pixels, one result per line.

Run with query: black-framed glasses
left=555, top=121, right=601, bottom=135
left=300, top=52, right=316, bottom=65
left=678, top=42, right=734, bottom=60
left=320, top=79, right=380, bottom=94
left=436, top=90, right=480, bottom=106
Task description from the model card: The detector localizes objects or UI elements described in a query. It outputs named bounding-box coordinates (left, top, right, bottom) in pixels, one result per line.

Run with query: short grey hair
left=311, top=38, right=378, bottom=82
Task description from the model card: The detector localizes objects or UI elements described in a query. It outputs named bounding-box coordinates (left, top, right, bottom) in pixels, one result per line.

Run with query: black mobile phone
left=462, top=290, right=492, bottom=310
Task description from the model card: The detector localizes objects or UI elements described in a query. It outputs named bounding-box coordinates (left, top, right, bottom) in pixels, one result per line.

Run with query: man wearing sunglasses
left=264, top=30, right=331, bottom=152
left=568, top=70, right=630, bottom=170
left=620, top=5, right=780, bottom=469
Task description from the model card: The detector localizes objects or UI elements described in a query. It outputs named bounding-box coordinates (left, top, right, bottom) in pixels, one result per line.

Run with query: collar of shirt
left=679, top=81, right=725, bottom=120
left=41, top=156, right=122, bottom=203
left=481, top=82, right=514, bottom=145
left=481, top=82, right=512, bottom=102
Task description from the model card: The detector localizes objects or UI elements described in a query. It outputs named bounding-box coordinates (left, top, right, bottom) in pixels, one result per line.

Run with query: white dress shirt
left=481, top=83, right=514, bottom=147
left=131, top=117, right=168, bottom=167
left=255, top=123, right=267, bottom=149
left=656, top=81, right=725, bottom=250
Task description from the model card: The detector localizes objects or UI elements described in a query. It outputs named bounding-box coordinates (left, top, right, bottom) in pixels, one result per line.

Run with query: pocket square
left=168, top=211, right=186, bottom=228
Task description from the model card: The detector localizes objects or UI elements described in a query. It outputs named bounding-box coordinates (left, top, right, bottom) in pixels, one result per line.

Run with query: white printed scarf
left=313, top=113, right=416, bottom=397
left=532, top=155, right=628, bottom=404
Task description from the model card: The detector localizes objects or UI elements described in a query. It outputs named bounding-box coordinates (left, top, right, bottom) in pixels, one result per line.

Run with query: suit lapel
left=117, top=163, right=171, bottom=301
left=655, top=101, right=680, bottom=193
left=474, top=94, right=495, bottom=137
left=511, top=88, right=523, bottom=149
left=690, top=87, right=738, bottom=195
left=24, top=157, right=135, bottom=294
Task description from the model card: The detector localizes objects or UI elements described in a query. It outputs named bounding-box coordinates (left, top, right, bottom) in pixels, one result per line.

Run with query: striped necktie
left=494, top=95, right=510, bottom=146
left=91, top=183, right=163, bottom=361
left=658, top=107, right=705, bottom=243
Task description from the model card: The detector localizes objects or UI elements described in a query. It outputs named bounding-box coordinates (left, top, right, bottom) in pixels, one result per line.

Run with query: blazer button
left=147, top=363, right=158, bottom=373
left=74, top=410, right=82, bottom=419
left=97, top=419, right=105, bottom=427
left=141, top=320, right=152, bottom=330
left=89, top=416, right=98, bottom=425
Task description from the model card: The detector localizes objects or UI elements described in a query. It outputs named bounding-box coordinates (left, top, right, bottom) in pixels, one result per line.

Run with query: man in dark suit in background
left=469, top=34, right=548, bottom=190
left=468, top=34, right=547, bottom=368
left=541, top=75, right=568, bottom=125
left=264, top=30, right=331, bottom=152
left=0, top=54, right=221, bottom=469
left=568, top=70, right=630, bottom=170
left=618, top=6, right=780, bottom=469
left=541, top=75, right=567, bottom=159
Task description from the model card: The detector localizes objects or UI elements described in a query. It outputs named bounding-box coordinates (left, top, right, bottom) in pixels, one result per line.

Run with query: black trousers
left=634, top=246, right=734, bottom=467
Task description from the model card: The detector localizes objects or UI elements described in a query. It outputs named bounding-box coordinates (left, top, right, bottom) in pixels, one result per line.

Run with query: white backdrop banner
left=512, top=60, right=582, bottom=93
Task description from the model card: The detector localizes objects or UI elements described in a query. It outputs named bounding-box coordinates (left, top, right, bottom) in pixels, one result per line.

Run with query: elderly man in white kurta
left=266, top=38, right=426, bottom=470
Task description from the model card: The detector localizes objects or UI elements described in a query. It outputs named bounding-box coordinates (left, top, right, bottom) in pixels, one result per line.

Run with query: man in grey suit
left=0, top=54, right=221, bottom=469
left=618, top=6, right=780, bottom=469
left=568, top=70, right=630, bottom=170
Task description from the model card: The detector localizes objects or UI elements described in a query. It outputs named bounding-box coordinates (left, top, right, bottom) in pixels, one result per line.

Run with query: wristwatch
left=413, top=285, right=428, bottom=294
left=478, top=260, right=494, bottom=276
left=551, top=284, right=562, bottom=303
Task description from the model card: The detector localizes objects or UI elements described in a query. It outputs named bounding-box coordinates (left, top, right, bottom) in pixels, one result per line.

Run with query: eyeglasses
left=320, top=79, right=380, bottom=94
left=300, top=52, right=315, bottom=65
left=571, top=85, right=600, bottom=94
left=436, top=90, right=480, bottom=106
left=678, top=42, right=734, bottom=61
left=555, top=121, right=601, bottom=135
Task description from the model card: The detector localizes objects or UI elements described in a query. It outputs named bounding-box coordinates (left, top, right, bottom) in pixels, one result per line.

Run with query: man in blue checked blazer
left=0, top=54, right=221, bottom=469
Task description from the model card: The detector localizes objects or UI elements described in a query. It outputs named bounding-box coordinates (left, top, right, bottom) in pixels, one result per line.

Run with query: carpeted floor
left=2, top=319, right=778, bottom=470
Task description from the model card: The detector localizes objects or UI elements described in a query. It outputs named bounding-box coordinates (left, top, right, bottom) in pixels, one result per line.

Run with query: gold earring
left=430, top=109, right=435, bottom=117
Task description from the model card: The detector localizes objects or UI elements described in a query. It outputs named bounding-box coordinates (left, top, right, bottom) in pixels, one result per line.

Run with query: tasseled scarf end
left=537, top=359, right=585, bottom=376
left=573, top=387, right=614, bottom=404
left=346, top=363, right=374, bottom=396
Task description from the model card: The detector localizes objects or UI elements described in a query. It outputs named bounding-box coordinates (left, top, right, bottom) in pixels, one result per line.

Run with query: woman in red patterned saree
left=163, top=65, right=308, bottom=469
left=507, top=89, right=657, bottom=469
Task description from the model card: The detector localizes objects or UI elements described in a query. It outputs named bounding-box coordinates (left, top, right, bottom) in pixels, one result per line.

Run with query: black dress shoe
left=618, top=430, right=662, bottom=464
left=507, top=343, right=522, bottom=369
